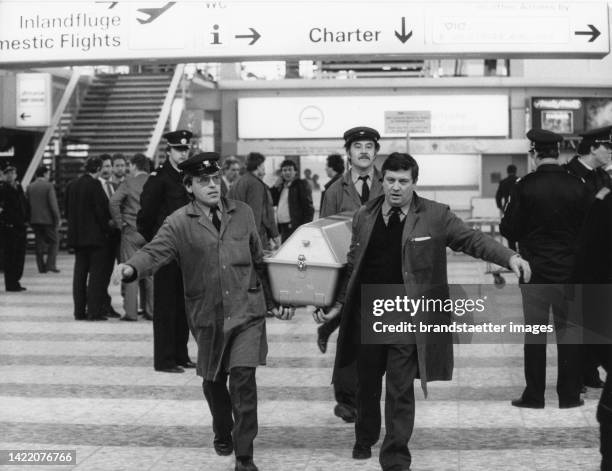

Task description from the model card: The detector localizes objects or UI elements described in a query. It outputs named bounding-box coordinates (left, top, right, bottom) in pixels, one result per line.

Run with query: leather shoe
left=580, top=385, right=587, bottom=394
left=213, top=436, right=233, bottom=456
left=106, top=307, right=121, bottom=318
left=317, top=325, right=330, bottom=354
left=559, top=399, right=584, bottom=409
left=139, top=311, right=153, bottom=321
left=352, top=444, right=371, bottom=460
left=6, top=286, right=26, bottom=292
left=511, top=398, right=544, bottom=409
left=334, top=403, right=356, bottom=423
left=235, top=458, right=258, bottom=471
left=87, top=315, right=108, bottom=321
left=155, top=366, right=184, bottom=373
left=178, top=360, right=196, bottom=368
left=584, top=378, right=605, bottom=389
left=120, top=316, right=137, bottom=322
left=48, top=268, right=61, bottom=273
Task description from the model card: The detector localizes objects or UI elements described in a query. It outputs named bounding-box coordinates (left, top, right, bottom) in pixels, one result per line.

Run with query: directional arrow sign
left=0, top=1, right=608, bottom=66
left=16, top=73, right=51, bottom=127
left=20, top=112, right=31, bottom=120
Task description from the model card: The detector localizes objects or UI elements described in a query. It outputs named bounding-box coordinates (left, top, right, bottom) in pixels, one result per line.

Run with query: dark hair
left=85, top=156, right=103, bottom=174
left=245, top=152, right=265, bottom=172
left=222, top=156, right=240, bottom=171
left=326, top=154, right=345, bottom=174
left=381, top=152, right=419, bottom=183
left=280, top=160, right=297, bottom=171
left=577, top=140, right=600, bottom=156
left=112, top=153, right=127, bottom=164
left=35, top=166, right=50, bottom=178
left=535, top=146, right=559, bottom=159
left=99, top=153, right=112, bottom=164
left=130, top=153, right=149, bottom=172
left=507, top=164, right=517, bottom=175
left=344, top=139, right=381, bottom=153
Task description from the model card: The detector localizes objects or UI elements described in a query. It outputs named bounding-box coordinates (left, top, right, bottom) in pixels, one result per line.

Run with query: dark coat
left=137, top=163, right=188, bottom=242
left=320, top=173, right=343, bottom=212
left=65, top=174, right=111, bottom=248
left=335, top=194, right=514, bottom=394
left=0, top=182, right=28, bottom=228
left=27, top=179, right=60, bottom=226
left=500, top=164, right=590, bottom=283
left=126, top=198, right=274, bottom=380
left=564, top=155, right=612, bottom=198
left=320, top=168, right=384, bottom=218
left=270, top=178, right=315, bottom=228
left=495, top=174, right=518, bottom=210
left=228, top=172, right=279, bottom=247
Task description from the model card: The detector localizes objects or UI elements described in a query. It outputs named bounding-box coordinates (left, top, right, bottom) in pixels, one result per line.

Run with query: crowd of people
left=0, top=123, right=611, bottom=471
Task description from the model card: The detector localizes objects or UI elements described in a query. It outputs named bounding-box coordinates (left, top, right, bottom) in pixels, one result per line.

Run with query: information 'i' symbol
left=211, top=24, right=221, bottom=45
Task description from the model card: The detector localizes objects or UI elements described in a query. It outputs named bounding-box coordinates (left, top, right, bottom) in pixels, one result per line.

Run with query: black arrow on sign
left=574, top=24, right=601, bottom=42
left=20, top=113, right=31, bottom=120
left=95, top=1, right=118, bottom=9
left=395, top=17, right=413, bottom=43
left=235, top=28, right=261, bottom=46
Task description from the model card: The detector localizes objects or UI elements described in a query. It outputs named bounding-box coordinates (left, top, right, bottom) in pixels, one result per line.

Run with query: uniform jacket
left=228, top=172, right=279, bottom=245
left=109, top=173, right=149, bottom=231
left=65, top=174, right=111, bottom=248
left=335, top=193, right=514, bottom=394
left=320, top=167, right=384, bottom=218
left=564, top=155, right=612, bottom=197
left=137, top=163, right=188, bottom=242
left=500, top=164, right=589, bottom=283
left=27, top=179, right=60, bottom=226
left=270, top=178, right=315, bottom=228
left=126, top=198, right=274, bottom=380
left=495, top=175, right=518, bottom=211
left=0, top=181, right=28, bottom=228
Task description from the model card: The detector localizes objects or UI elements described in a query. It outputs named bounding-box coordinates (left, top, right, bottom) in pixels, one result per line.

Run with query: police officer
left=574, top=185, right=612, bottom=470
left=118, top=152, right=292, bottom=471
left=137, top=130, right=194, bottom=373
left=565, top=125, right=612, bottom=197
left=501, top=129, right=590, bottom=409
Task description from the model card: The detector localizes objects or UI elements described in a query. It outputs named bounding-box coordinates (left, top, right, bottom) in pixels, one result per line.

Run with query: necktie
left=211, top=205, right=221, bottom=232
left=388, top=207, right=402, bottom=229
left=358, top=175, right=370, bottom=204
left=105, top=181, right=114, bottom=198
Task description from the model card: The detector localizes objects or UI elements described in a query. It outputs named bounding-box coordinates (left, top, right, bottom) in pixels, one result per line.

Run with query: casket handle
left=297, top=254, right=307, bottom=271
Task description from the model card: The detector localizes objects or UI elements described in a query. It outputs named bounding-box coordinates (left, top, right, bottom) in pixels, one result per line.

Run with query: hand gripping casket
left=265, top=212, right=353, bottom=307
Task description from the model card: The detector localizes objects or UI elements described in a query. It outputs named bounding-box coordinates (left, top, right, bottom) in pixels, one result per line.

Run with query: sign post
left=15, top=73, right=52, bottom=127
left=0, top=1, right=608, bottom=66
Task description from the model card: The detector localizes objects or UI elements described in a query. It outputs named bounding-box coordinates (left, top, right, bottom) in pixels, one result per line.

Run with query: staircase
left=66, top=73, right=173, bottom=157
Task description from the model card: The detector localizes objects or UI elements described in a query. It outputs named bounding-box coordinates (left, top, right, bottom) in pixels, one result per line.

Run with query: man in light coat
left=322, top=152, right=530, bottom=471
left=116, top=152, right=292, bottom=471
left=27, top=166, right=61, bottom=273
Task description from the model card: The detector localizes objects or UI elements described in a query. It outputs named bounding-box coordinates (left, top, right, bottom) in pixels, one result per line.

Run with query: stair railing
left=21, top=70, right=81, bottom=189
left=145, top=64, right=185, bottom=159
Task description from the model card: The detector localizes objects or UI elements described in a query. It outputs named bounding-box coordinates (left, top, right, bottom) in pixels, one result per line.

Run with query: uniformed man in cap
left=316, top=126, right=385, bottom=424
left=501, top=128, right=590, bottom=409
left=565, top=125, right=612, bottom=390
left=137, top=130, right=194, bottom=372
left=565, top=125, right=612, bottom=197
left=118, top=152, right=292, bottom=471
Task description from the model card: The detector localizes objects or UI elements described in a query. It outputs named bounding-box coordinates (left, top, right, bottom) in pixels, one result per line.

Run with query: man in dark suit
left=137, top=130, right=194, bottom=373
left=269, top=160, right=314, bottom=242
left=321, top=152, right=529, bottom=470
left=495, top=164, right=518, bottom=250
left=27, top=166, right=61, bottom=274
left=501, top=129, right=590, bottom=409
left=0, top=166, right=28, bottom=291
left=65, top=156, right=112, bottom=320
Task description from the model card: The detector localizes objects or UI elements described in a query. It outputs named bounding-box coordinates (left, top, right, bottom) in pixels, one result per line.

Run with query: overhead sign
left=238, top=95, right=509, bottom=139
left=0, top=0, right=608, bottom=66
left=15, top=73, right=52, bottom=127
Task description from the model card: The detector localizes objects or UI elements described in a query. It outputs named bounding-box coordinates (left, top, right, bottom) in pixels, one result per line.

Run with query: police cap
left=343, top=126, right=380, bottom=147
left=526, top=128, right=563, bottom=153
left=178, top=152, right=220, bottom=176
left=580, top=125, right=612, bottom=145
left=163, top=130, right=193, bottom=149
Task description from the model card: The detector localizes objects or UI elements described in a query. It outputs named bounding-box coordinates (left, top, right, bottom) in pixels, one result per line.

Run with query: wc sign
left=16, top=73, right=52, bottom=128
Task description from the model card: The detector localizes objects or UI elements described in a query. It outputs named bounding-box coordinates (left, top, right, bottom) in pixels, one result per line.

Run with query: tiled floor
left=0, top=253, right=604, bottom=470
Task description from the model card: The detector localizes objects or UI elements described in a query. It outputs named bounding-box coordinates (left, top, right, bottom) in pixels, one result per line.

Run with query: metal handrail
left=21, top=70, right=81, bottom=190
left=145, top=64, right=185, bottom=160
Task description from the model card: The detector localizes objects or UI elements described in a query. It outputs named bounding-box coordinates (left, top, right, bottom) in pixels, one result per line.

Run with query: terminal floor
left=0, top=253, right=604, bottom=471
